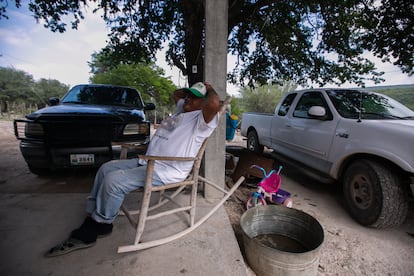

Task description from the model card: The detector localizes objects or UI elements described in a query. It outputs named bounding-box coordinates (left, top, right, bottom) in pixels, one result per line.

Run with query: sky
left=0, top=3, right=413, bottom=96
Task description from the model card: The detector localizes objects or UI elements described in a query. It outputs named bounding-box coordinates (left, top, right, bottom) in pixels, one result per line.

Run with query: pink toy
left=245, top=165, right=293, bottom=209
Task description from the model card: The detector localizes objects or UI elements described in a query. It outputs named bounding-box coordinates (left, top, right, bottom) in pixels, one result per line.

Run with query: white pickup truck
left=240, top=88, right=414, bottom=228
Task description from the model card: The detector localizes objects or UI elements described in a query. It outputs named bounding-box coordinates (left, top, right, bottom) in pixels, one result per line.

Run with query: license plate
left=70, top=154, right=95, bottom=165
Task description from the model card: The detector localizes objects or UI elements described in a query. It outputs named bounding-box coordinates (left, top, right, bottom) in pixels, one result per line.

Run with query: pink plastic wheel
left=283, top=197, right=293, bottom=208
left=245, top=194, right=267, bottom=209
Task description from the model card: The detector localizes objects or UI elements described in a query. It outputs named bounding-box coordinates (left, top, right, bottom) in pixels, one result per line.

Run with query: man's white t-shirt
left=141, top=108, right=219, bottom=184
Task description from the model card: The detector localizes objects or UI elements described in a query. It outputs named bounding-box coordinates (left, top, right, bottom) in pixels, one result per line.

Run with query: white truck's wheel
left=247, top=130, right=264, bottom=154
left=343, top=159, right=408, bottom=228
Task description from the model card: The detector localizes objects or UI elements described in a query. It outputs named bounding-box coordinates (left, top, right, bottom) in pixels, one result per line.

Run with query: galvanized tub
left=240, top=205, right=324, bottom=276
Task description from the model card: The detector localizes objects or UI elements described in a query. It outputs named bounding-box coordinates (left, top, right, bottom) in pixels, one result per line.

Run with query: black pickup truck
left=14, top=84, right=155, bottom=175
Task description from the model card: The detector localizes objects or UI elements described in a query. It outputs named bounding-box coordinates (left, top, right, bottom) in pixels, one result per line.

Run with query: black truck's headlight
left=25, top=123, right=44, bottom=137
left=123, top=123, right=149, bottom=135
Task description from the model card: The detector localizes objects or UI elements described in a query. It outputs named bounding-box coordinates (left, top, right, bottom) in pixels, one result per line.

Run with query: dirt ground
left=1, top=119, right=413, bottom=275
left=224, top=131, right=414, bottom=276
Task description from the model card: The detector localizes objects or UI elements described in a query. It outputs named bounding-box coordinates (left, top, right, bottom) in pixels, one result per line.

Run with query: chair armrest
left=138, top=155, right=197, bottom=162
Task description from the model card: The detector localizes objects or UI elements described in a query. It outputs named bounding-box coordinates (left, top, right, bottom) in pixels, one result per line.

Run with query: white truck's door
left=272, top=91, right=339, bottom=172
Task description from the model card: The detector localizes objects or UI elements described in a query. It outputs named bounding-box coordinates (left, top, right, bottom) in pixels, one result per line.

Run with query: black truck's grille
left=42, top=118, right=122, bottom=146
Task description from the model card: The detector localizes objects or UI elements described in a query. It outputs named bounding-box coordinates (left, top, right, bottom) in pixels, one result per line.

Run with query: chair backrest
left=188, top=138, right=209, bottom=181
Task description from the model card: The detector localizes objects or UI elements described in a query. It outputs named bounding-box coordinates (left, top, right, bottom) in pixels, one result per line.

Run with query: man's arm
left=172, top=89, right=186, bottom=105
left=202, top=83, right=221, bottom=123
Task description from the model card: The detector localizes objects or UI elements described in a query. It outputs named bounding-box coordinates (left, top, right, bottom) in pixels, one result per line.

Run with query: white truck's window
left=277, top=93, right=296, bottom=116
left=293, top=92, right=330, bottom=119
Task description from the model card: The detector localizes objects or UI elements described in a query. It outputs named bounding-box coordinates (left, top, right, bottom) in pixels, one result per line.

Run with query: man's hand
left=202, top=83, right=220, bottom=123
left=172, top=89, right=186, bottom=104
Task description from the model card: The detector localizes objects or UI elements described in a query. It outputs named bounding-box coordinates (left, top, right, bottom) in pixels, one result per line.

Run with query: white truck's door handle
left=336, top=132, right=349, bottom=138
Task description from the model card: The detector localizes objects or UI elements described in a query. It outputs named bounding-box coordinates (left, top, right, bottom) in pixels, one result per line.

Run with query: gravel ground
left=223, top=129, right=414, bottom=276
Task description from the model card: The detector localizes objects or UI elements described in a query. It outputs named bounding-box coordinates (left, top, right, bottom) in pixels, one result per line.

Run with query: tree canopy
left=0, top=64, right=176, bottom=118
left=239, top=82, right=297, bottom=113
left=89, top=53, right=177, bottom=115
left=1, top=0, right=413, bottom=87
left=0, top=67, right=69, bottom=112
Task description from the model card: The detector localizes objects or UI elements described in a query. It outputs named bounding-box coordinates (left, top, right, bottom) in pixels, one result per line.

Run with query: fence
left=0, top=101, right=39, bottom=119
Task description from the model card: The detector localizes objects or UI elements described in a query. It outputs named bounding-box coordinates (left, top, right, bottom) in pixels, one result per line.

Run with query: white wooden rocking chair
left=117, top=97, right=245, bottom=253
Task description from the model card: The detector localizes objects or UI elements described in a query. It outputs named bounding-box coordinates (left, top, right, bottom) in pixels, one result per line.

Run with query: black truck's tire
left=343, top=159, right=408, bottom=228
left=247, top=130, right=264, bottom=154
left=28, top=164, right=50, bottom=176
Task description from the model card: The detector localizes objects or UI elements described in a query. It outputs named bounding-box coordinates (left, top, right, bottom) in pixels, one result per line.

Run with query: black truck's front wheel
left=28, top=164, right=50, bottom=176
left=342, top=159, right=408, bottom=228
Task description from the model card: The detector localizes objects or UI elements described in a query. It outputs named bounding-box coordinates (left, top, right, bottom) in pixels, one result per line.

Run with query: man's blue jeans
left=86, top=158, right=164, bottom=224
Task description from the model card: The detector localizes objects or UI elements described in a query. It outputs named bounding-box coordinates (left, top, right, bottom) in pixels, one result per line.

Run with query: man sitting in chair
left=46, top=82, right=221, bottom=257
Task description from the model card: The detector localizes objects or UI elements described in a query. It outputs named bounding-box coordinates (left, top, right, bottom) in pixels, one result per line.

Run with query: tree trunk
left=179, top=1, right=205, bottom=85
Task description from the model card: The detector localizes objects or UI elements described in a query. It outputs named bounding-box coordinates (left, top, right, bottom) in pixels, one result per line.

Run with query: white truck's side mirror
left=308, top=106, right=326, bottom=117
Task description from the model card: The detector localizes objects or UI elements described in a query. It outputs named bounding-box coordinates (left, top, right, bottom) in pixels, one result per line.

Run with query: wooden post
left=204, top=0, right=228, bottom=200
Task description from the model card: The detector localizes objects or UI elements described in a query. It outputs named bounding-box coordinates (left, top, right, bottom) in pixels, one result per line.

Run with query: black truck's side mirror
left=48, top=97, right=60, bottom=106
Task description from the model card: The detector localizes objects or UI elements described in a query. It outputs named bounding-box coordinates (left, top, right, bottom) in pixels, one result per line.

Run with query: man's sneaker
left=70, top=217, right=98, bottom=244
left=96, top=222, right=113, bottom=238
left=70, top=217, right=113, bottom=240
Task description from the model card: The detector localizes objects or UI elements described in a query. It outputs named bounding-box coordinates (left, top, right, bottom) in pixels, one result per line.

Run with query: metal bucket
left=240, top=205, right=324, bottom=276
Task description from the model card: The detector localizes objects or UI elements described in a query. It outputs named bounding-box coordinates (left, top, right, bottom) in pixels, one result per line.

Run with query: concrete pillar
left=204, top=0, right=228, bottom=200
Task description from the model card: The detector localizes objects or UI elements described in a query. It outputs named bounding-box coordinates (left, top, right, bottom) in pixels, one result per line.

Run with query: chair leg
left=158, top=190, right=165, bottom=204
left=133, top=160, right=155, bottom=245
left=120, top=146, right=128, bottom=159
left=189, top=177, right=198, bottom=226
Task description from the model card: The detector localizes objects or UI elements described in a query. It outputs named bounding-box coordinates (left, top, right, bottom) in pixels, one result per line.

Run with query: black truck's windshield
left=62, top=85, right=144, bottom=108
